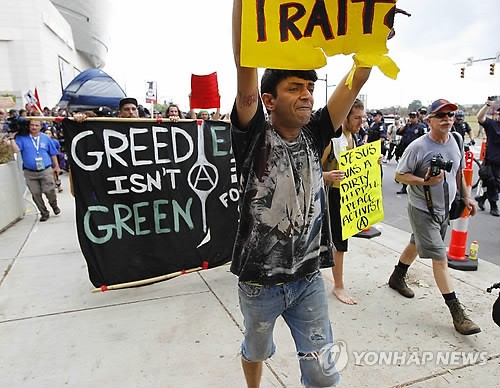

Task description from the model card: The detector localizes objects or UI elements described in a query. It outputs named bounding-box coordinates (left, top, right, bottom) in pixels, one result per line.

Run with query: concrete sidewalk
left=1, top=174, right=499, bottom=387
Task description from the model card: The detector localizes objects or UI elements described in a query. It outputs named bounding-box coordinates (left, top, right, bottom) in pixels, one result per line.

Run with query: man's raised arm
left=477, top=97, right=493, bottom=124
left=233, top=0, right=259, bottom=128
left=327, top=67, right=372, bottom=132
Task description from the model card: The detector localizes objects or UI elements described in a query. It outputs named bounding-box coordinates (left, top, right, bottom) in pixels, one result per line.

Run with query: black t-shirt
left=230, top=99, right=335, bottom=284
left=400, top=122, right=426, bottom=147
left=452, top=121, right=472, bottom=139
left=481, top=118, right=500, bottom=163
left=367, top=121, right=387, bottom=142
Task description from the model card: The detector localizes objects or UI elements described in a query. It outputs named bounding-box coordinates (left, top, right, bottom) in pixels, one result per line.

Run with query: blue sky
left=104, top=0, right=500, bottom=112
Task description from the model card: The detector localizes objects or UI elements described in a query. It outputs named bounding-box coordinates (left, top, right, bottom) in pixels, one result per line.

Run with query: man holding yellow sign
left=322, top=98, right=370, bottom=305
left=230, top=1, right=376, bottom=386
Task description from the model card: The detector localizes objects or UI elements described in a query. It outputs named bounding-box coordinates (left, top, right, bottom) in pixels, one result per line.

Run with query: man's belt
left=23, top=166, right=50, bottom=172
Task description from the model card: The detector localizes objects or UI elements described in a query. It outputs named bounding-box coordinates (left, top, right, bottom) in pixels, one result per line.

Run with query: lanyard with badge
left=31, top=135, right=45, bottom=171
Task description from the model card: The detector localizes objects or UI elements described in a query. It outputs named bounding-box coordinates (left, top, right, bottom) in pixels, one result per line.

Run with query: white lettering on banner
left=71, top=127, right=195, bottom=171
left=83, top=199, right=195, bottom=244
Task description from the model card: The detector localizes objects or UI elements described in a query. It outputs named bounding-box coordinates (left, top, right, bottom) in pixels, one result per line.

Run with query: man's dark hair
left=261, top=69, right=318, bottom=97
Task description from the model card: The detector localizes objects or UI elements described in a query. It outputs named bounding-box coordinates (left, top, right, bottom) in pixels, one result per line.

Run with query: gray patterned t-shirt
left=230, top=100, right=335, bottom=284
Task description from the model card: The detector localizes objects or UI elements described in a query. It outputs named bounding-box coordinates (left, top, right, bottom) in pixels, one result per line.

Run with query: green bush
left=0, top=140, right=14, bottom=164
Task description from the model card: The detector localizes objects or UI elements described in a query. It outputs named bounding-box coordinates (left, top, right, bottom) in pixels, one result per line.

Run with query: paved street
left=0, top=173, right=499, bottom=387
left=381, top=157, right=499, bottom=266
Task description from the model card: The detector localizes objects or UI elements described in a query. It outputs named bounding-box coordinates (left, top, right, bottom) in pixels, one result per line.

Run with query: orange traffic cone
left=448, top=151, right=478, bottom=271
left=354, top=226, right=381, bottom=239
left=479, top=136, right=487, bottom=161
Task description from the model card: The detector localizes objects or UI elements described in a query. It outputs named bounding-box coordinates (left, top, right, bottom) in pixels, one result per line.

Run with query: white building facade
left=0, top=0, right=110, bottom=110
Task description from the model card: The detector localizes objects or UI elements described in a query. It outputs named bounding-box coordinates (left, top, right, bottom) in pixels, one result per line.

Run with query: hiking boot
left=388, top=266, right=415, bottom=298
left=397, top=185, right=408, bottom=195
left=40, top=214, right=49, bottom=222
left=445, top=299, right=481, bottom=335
left=474, top=195, right=486, bottom=211
left=52, top=206, right=61, bottom=215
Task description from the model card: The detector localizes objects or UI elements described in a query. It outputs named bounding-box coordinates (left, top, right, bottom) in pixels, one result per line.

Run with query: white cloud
left=104, top=0, right=500, bottom=113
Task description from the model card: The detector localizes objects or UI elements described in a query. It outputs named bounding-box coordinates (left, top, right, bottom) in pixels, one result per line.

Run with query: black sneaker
left=475, top=195, right=486, bottom=211
left=40, top=214, right=49, bottom=222
left=53, top=206, right=61, bottom=215
left=491, top=208, right=500, bottom=217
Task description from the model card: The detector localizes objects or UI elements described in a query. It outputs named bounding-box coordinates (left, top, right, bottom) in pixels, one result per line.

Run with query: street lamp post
left=317, top=74, right=336, bottom=106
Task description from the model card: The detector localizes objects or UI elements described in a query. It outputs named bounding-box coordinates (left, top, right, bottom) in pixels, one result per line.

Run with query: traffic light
left=460, top=67, right=465, bottom=78
left=490, top=63, right=495, bottom=75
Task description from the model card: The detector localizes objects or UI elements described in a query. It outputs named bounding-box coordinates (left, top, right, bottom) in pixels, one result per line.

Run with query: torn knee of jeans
left=256, top=321, right=272, bottom=333
left=297, top=349, right=325, bottom=360
left=309, top=331, right=325, bottom=342
left=298, top=351, right=318, bottom=360
left=297, top=342, right=329, bottom=360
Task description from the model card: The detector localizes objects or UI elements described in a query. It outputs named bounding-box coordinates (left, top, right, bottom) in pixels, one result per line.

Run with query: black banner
left=63, top=119, right=239, bottom=287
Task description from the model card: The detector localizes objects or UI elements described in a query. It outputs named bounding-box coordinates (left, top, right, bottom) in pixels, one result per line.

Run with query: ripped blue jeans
left=238, top=271, right=340, bottom=387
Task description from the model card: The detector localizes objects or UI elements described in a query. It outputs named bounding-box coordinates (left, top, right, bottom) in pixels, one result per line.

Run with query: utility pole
left=317, top=74, right=336, bottom=106
left=454, top=52, right=500, bottom=77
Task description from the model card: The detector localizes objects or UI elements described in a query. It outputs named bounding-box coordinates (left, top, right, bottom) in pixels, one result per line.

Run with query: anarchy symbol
left=357, top=216, right=369, bottom=231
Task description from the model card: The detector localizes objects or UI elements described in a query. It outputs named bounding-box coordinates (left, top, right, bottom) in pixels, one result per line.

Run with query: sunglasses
left=430, top=112, right=455, bottom=119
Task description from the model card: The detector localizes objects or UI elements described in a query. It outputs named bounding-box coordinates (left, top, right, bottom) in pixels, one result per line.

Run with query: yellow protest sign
left=241, top=0, right=399, bottom=79
left=338, top=141, right=384, bottom=240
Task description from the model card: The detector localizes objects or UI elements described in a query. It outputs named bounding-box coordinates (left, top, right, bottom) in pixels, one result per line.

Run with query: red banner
left=190, top=72, right=220, bottom=109
left=34, top=87, right=42, bottom=111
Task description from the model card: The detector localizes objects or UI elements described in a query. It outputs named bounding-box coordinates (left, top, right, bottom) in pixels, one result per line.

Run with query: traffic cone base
left=447, top=153, right=478, bottom=272
left=354, top=226, right=381, bottom=239
left=447, top=255, right=478, bottom=271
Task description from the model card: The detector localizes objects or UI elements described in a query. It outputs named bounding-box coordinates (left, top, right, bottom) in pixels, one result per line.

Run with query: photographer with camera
left=475, top=96, right=500, bottom=217
left=388, top=99, right=480, bottom=336
left=8, top=118, right=61, bottom=222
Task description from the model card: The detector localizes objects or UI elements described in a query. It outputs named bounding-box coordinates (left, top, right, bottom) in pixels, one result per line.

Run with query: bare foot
left=333, top=287, right=358, bottom=305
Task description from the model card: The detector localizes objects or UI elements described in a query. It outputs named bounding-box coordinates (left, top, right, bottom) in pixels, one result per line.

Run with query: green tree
left=154, top=103, right=167, bottom=114
left=0, top=141, right=14, bottom=164
left=408, top=100, right=423, bottom=113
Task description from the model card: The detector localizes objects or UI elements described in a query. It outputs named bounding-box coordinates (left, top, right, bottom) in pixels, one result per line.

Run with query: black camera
left=7, top=116, right=29, bottom=135
left=430, top=154, right=453, bottom=176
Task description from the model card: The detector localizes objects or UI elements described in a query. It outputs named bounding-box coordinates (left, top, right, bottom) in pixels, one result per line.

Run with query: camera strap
left=424, top=176, right=449, bottom=223
left=424, top=132, right=464, bottom=223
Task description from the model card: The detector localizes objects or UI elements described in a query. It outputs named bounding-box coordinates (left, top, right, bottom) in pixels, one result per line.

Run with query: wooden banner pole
left=26, top=116, right=199, bottom=123
left=91, top=267, right=203, bottom=293
left=26, top=116, right=230, bottom=123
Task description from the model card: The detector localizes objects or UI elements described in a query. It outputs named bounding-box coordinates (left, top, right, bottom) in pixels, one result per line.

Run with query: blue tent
left=57, top=68, right=126, bottom=112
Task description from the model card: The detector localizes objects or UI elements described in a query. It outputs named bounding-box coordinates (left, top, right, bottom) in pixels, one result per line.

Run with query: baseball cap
left=119, top=97, right=138, bottom=109
left=96, top=106, right=113, bottom=117
left=418, top=107, right=427, bottom=114
left=428, top=99, right=458, bottom=114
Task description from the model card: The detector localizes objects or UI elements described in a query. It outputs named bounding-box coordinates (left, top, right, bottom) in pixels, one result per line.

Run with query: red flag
left=190, top=72, right=220, bottom=109
left=34, top=87, right=42, bottom=111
